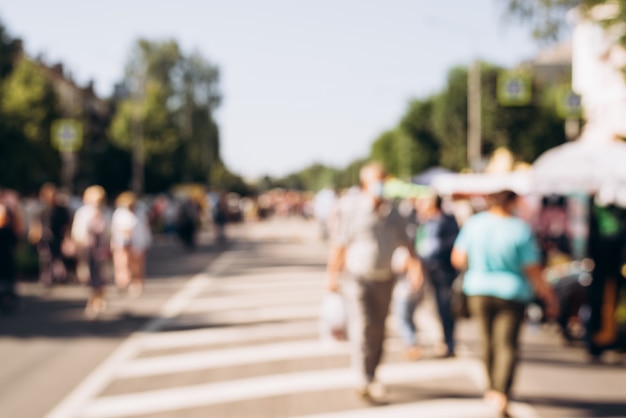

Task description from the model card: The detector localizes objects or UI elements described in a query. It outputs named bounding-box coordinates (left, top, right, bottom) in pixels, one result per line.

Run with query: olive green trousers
left=468, top=295, right=526, bottom=396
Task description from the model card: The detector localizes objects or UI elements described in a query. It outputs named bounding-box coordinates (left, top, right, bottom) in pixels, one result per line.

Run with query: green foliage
left=399, top=99, right=440, bottom=173
left=336, top=158, right=368, bottom=189
left=370, top=130, right=403, bottom=176
left=2, top=58, right=58, bottom=142
left=0, top=18, right=19, bottom=81
left=501, top=0, right=581, bottom=41
left=211, top=162, right=252, bottom=196
left=110, top=82, right=179, bottom=155
left=266, top=158, right=367, bottom=193
left=368, top=61, right=568, bottom=175
left=109, top=38, right=224, bottom=193
left=502, top=0, right=626, bottom=44
left=431, top=66, right=469, bottom=170
left=265, top=163, right=337, bottom=192
left=0, top=56, right=60, bottom=192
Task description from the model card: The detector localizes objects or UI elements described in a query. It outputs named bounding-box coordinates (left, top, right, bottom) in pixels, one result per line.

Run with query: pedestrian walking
left=0, top=203, right=19, bottom=313
left=29, top=184, right=71, bottom=286
left=71, top=186, right=111, bottom=319
left=313, top=187, right=337, bottom=241
left=391, top=245, right=425, bottom=360
left=451, top=190, right=558, bottom=416
left=111, top=192, right=151, bottom=297
left=415, top=193, right=459, bottom=358
left=212, top=194, right=228, bottom=244
left=177, top=196, right=200, bottom=250
left=326, top=162, right=422, bottom=403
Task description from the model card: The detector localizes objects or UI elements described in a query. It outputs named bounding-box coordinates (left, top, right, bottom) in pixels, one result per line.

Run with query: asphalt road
left=1, top=218, right=625, bottom=418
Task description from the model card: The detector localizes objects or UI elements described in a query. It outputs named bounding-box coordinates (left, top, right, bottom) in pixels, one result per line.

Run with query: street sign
left=51, top=119, right=83, bottom=152
left=498, top=71, right=532, bottom=106
left=556, top=86, right=582, bottom=119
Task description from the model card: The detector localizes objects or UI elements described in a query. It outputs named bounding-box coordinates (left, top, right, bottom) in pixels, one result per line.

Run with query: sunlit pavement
left=2, top=219, right=625, bottom=418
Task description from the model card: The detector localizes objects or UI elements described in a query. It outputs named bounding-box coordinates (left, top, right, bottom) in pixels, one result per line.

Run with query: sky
left=0, top=0, right=542, bottom=179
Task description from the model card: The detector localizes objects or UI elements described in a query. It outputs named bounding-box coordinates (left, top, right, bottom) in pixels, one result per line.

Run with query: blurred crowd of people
left=318, top=162, right=625, bottom=415
left=0, top=184, right=254, bottom=318
left=0, top=183, right=334, bottom=318
left=1, top=164, right=624, bottom=415
left=0, top=184, right=153, bottom=318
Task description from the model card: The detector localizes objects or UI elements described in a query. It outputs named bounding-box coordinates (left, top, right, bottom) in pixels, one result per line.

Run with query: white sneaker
left=368, top=381, right=386, bottom=399
left=357, top=380, right=386, bottom=402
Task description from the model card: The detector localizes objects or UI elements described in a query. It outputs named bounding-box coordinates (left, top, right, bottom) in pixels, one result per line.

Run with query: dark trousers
left=432, top=281, right=455, bottom=354
left=469, top=295, right=526, bottom=396
left=38, top=240, right=66, bottom=285
left=427, top=267, right=456, bottom=355
left=344, top=277, right=395, bottom=384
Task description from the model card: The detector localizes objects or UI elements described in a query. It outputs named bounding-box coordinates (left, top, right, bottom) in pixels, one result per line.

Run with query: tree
left=368, top=61, right=569, bottom=175
left=109, top=39, right=222, bottom=193
left=399, top=98, right=441, bottom=174
left=502, top=0, right=626, bottom=44
left=501, top=0, right=582, bottom=41
left=370, top=130, right=403, bottom=176
left=0, top=55, right=60, bottom=192
left=0, top=18, right=19, bottom=81
left=336, top=158, right=367, bottom=189
left=431, top=66, right=469, bottom=170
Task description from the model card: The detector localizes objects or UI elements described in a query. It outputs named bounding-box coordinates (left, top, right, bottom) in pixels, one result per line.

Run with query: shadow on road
left=518, top=396, right=626, bottom=418
left=0, top=237, right=229, bottom=340
left=0, top=296, right=154, bottom=339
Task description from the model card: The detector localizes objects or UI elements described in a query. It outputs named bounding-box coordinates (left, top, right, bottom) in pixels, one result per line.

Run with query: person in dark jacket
left=30, top=184, right=71, bottom=286
left=415, top=193, right=459, bottom=357
left=0, top=203, right=18, bottom=313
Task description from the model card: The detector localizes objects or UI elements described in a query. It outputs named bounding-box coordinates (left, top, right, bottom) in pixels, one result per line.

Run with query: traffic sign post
left=497, top=71, right=532, bottom=106
left=51, top=119, right=83, bottom=152
left=51, top=119, right=83, bottom=193
left=556, top=86, right=582, bottom=119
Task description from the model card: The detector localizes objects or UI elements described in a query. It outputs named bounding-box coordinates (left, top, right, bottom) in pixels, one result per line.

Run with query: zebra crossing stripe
left=43, top=250, right=240, bottom=418
left=137, top=320, right=320, bottom=351
left=297, top=398, right=542, bottom=418
left=208, top=277, right=323, bottom=293
left=116, top=339, right=350, bottom=379
left=81, top=360, right=473, bottom=418
left=171, top=304, right=321, bottom=328
left=184, top=290, right=324, bottom=313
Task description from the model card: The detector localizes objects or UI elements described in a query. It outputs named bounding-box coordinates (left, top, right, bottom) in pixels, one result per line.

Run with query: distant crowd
left=0, top=184, right=327, bottom=317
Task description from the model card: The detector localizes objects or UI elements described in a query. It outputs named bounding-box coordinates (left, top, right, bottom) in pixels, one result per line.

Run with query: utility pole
left=467, top=60, right=482, bottom=172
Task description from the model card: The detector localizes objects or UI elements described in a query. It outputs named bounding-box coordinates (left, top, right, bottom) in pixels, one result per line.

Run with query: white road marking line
left=184, top=290, right=323, bottom=313
left=81, top=359, right=474, bottom=418
left=116, top=339, right=350, bottom=379
left=211, top=269, right=323, bottom=280
left=298, top=398, right=542, bottom=418
left=138, top=320, right=320, bottom=351
left=43, top=250, right=239, bottom=418
left=210, top=278, right=322, bottom=293
left=172, top=304, right=320, bottom=327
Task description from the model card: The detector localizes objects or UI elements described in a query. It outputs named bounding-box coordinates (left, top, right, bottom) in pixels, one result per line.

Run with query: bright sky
left=0, top=0, right=540, bottom=179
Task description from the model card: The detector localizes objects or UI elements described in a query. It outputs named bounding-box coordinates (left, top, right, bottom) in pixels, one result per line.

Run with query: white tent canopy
left=432, top=172, right=532, bottom=196
left=532, top=138, right=626, bottom=206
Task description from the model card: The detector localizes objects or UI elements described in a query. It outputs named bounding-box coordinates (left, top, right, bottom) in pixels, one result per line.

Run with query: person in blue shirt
left=451, top=190, right=558, bottom=417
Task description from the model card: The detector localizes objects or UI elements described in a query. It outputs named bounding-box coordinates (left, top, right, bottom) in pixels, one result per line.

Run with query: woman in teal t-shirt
left=451, top=190, right=558, bottom=416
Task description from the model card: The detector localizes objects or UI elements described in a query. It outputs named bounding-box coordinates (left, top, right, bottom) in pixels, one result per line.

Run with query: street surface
left=1, top=219, right=625, bottom=418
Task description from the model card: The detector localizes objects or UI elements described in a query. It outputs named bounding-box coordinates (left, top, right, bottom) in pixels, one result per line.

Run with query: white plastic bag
left=319, top=292, right=348, bottom=341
